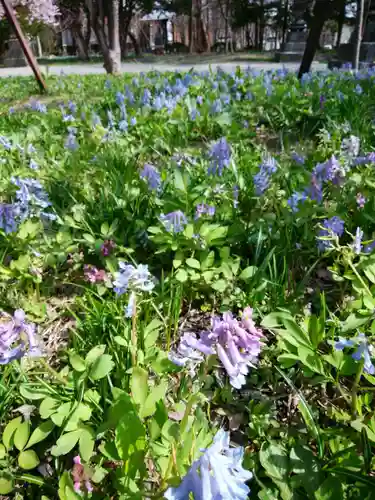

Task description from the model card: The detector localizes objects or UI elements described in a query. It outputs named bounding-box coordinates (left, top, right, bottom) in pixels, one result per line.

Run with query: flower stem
left=347, top=259, right=372, bottom=297
left=351, top=359, right=364, bottom=419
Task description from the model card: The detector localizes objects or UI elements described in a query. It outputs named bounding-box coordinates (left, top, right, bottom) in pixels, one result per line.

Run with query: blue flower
left=355, top=84, right=363, bottom=95
left=210, top=99, right=222, bottom=114
left=287, top=192, right=307, bottom=213
left=0, top=204, right=19, bottom=233
left=140, top=164, right=161, bottom=191
left=113, top=262, right=155, bottom=295
left=65, top=130, right=78, bottom=151
left=335, top=334, right=374, bottom=375
left=119, top=120, right=128, bottom=132
left=313, top=156, right=341, bottom=183
left=317, top=216, right=344, bottom=251
left=195, top=204, right=215, bottom=219
left=130, top=117, right=137, bottom=126
left=190, top=108, right=200, bottom=121
left=291, top=152, right=305, bottom=165
left=164, top=429, right=252, bottom=500
left=116, top=92, right=125, bottom=105
left=196, top=95, right=203, bottom=105
left=160, top=211, right=187, bottom=233
left=208, top=138, right=231, bottom=176
left=253, top=155, right=277, bottom=196
left=141, top=89, right=152, bottom=106
left=353, top=227, right=363, bottom=254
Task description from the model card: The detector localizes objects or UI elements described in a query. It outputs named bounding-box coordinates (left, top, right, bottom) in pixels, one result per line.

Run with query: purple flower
left=208, top=138, right=231, bottom=176
left=116, top=92, right=125, bottom=105
left=164, top=429, right=252, bottom=500
left=356, top=193, right=366, bottom=208
left=317, top=216, right=344, bottom=251
left=313, top=156, right=341, bottom=184
left=141, top=89, right=152, bottom=106
left=119, top=119, right=128, bottom=132
left=130, top=117, right=137, bottom=126
left=305, top=175, right=323, bottom=203
left=140, top=164, right=161, bottom=191
left=353, top=227, right=363, bottom=254
left=101, top=240, right=116, bottom=257
left=65, top=130, right=78, bottom=151
left=190, top=108, right=200, bottom=121
left=291, top=152, right=305, bottom=165
left=253, top=155, right=277, bottom=196
left=195, top=204, right=215, bottom=219
left=160, top=210, right=187, bottom=233
left=353, top=152, right=375, bottom=165
left=0, top=204, right=19, bottom=233
left=113, top=262, right=155, bottom=295
left=169, top=307, right=263, bottom=389
left=0, top=309, right=41, bottom=365
left=210, top=99, right=222, bottom=115
left=84, top=265, right=107, bottom=283
left=364, top=240, right=375, bottom=254
left=29, top=159, right=39, bottom=170
left=335, top=334, right=374, bottom=375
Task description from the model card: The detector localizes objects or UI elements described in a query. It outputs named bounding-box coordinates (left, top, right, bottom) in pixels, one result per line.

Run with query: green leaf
left=69, top=352, right=86, bottom=372
left=82, top=233, right=95, bottom=243
left=58, top=471, right=81, bottom=500
left=89, top=354, right=114, bottom=380
left=289, top=445, right=322, bottom=495
left=239, top=266, right=258, bottom=280
left=115, top=413, right=146, bottom=479
left=2, top=417, right=22, bottom=449
left=79, top=427, right=95, bottom=462
left=14, top=421, right=30, bottom=451
left=18, top=450, right=40, bottom=470
left=0, top=444, right=6, bottom=459
left=314, top=476, right=343, bottom=499
left=186, top=258, right=200, bottom=270
left=173, top=258, right=182, bottom=269
left=341, top=313, right=371, bottom=333
left=26, top=420, right=55, bottom=449
left=0, top=476, right=13, bottom=494
left=131, top=367, right=148, bottom=408
left=140, top=380, right=168, bottom=419
left=211, top=279, right=227, bottom=292
left=19, top=385, right=46, bottom=400
left=173, top=170, right=188, bottom=192
left=259, top=442, right=290, bottom=481
left=175, top=269, right=188, bottom=283
left=39, top=398, right=59, bottom=419
left=51, top=430, right=82, bottom=456
left=216, top=112, right=232, bottom=127
left=85, top=345, right=106, bottom=365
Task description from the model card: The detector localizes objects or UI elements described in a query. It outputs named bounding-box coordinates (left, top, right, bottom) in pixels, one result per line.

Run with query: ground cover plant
left=0, top=65, right=375, bottom=499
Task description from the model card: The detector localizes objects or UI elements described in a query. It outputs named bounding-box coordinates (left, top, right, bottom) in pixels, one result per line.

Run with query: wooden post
left=0, top=0, right=47, bottom=92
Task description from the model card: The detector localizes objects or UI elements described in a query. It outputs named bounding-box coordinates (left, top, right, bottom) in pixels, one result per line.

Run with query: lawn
left=0, top=67, right=375, bottom=499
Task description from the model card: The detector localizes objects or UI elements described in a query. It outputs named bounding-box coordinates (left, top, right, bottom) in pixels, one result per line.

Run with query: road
left=0, top=61, right=327, bottom=78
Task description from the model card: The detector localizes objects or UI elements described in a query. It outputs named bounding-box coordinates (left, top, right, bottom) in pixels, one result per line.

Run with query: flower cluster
left=317, top=216, right=345, bottom=252
left=113, top=262, right=155, bottom=295
left=140, top=164, right=162, bottom=191
left=208, top=138, right=231, bottom=176
left=12, top=176, right=55, bottom=222
left=0, top=309, right=41, bottom=365
left=160, top=210, right=187, bottom=233
left=164, top=429, right=252, bottom=500
left=72, top=455, right=93, bottom=494
left=84, top=265, right=107, bottom=283
left=195, top=204, right=215, bottom=219
left=169, top=307, right=263, bottom=389
left=253, top=155, right=277, bottom=196
left=335, top=333, right=374, bottom=374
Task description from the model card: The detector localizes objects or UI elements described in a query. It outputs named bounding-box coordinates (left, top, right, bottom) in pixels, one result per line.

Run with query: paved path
left=0, top=61, right=327, bottom=78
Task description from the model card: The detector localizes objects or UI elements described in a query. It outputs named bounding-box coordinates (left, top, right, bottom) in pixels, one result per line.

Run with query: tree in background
left=0, top=0, right=59, bottom=25
left=84, top=0, right=121, bottom=73
left=57, top=0, right=91, bottom=61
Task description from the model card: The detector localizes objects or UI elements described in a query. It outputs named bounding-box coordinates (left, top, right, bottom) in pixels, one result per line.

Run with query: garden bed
left=0, top=67, right=374, bottom=499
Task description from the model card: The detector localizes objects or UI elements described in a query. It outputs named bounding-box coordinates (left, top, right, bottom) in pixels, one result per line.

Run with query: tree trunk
left=107, top=0, right=121, bottom=72
left=282, top=0, right=289, bottom=46
left=335, top=0, right=345, bottom=48
left=353, top=0, right=365, bottom=70
left=85, top=0, right=121, bottom=73
left=189, top=5, right=194, bottom=53
left=128, top=31, right=141, bottom=56
left=259, top=0, right=265, bottom=51
left=72, top=22, right=90, bottom=61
